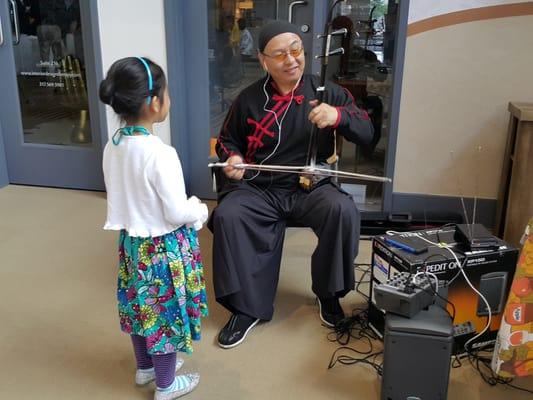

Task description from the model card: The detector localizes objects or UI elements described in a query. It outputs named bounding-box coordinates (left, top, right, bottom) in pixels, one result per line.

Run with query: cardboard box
left=368, top=226, right=519, bottom=351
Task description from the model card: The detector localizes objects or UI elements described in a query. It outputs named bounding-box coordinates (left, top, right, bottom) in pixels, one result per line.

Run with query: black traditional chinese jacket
left=216, top=74, right=374, bottom=190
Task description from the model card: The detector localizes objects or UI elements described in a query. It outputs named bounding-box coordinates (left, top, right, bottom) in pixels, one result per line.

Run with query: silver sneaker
left=135, top=358, right=185, bottom=386
left=154, top=373, right=200, bottom=400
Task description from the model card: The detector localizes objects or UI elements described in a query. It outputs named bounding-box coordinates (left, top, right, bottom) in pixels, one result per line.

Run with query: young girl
left=99, top=57, right=208, bottom=400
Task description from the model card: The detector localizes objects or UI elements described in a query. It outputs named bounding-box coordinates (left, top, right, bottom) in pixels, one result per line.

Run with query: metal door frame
left=0, top=123, right=8, bottom=187
left=384, top=0, right=409, bottom=213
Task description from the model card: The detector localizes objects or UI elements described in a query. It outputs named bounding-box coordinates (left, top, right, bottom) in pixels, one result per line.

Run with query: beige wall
left=395, top=6, right=533, bottom=199
left=408, top=0, right=532, bottom=23
left=96, top=0, right=171, bottom=144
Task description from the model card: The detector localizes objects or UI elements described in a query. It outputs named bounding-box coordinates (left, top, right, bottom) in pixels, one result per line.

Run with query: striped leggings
left=131, top=334, right=177, bottom=389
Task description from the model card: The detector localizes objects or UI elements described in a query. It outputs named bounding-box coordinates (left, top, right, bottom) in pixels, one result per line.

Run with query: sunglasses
left=262, top=46, right=304, bottom=62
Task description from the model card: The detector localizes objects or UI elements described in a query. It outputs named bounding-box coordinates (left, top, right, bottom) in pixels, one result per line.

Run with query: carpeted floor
left=0, top=185, right=531, bottom=399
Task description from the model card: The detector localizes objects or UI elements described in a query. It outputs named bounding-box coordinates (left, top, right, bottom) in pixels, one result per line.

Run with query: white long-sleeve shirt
left=102, top=134, right=208, bottom=238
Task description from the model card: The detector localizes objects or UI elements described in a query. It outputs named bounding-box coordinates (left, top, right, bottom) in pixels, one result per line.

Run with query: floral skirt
left=116, top=226, right=208, bottom=355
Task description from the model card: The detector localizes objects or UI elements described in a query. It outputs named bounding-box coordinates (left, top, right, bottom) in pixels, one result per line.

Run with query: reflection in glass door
left=207, top=0, right=316, bottom=154
left=207, top=0, right=276, bottom=146
left=12, top=0, right=91, bottom=146
left=332, top=0, right=400, bottom=211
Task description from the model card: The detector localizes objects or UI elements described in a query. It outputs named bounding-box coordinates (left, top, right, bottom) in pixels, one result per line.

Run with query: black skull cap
left=258, top=21, right=302, bottom=53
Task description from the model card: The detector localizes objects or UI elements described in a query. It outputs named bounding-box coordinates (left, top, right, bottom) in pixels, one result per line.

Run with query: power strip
left=453, top=321, right=476, bottom=338
left=452, top=321, right=477, bottom=354
left=374, top=272, right=436, bottom=318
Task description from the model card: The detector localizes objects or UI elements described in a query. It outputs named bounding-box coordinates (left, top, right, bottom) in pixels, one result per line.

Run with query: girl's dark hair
left=99, top=57, right=166, bottom=119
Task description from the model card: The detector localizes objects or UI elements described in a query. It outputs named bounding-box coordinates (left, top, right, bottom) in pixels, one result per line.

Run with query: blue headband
left=135, top=56, right=153, bottom=104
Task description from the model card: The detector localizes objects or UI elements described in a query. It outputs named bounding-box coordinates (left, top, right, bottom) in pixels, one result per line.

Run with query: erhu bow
left=209, top=0, right=392, bottom=186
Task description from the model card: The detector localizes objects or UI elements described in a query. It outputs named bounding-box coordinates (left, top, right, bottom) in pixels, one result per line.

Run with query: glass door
left=206, top=0, right=319, bottom=160
left=168, top=0, right=406, bottom=206
left=0, top=0, right=105, bottom=190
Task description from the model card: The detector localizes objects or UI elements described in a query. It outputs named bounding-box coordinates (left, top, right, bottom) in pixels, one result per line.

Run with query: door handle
left=288, top=1, right=308, bottom=24
left=9, top=0, right=20, bottom=45
left=0, top=18, right=4, bottom=46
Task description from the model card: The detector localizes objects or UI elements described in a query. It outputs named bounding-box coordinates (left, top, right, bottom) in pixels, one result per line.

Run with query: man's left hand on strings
left=308, top=100, right=339, bottom=129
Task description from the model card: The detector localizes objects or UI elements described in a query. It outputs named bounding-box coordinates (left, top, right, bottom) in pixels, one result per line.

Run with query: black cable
left=435, top=291, right=456, bottom=320
left=461, top=341, right=533, bottom=394
left=505, top=381, right=533, bottom=394
left=415, top=271, right=457, bottom=320
left=354, top=263, right=371, bottom=300
left=418, top=252, right=462, bottom=290
left=355, top=269, right=370, bottom=301
left=354, top=263, right=371, bottom=272
left=327, top=308, right=377, bottom=346
left=411, top=280, right=456, bottom=321
left=441, top=251, right=469, bottom=287
left=328, top=347, right=383, bottom=376
left=451, top=355, right=462, bottom=368
left=327, top=307, right=384, bottom=375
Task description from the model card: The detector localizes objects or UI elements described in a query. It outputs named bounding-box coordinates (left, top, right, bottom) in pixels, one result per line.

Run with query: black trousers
left=209, top=182, right=360, bottom=321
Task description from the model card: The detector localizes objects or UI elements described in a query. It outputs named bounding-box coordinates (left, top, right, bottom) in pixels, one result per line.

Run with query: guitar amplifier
left=369, top=226, right=518, bottom=351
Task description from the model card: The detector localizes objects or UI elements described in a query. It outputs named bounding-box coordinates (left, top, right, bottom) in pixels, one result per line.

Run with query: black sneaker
left=217, top=313, right=260, bottom=349
left=317, top=296, right=345, bottom=327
